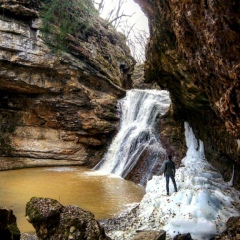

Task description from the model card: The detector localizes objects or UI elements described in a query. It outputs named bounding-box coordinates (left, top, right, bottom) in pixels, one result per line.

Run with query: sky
left=93, top=0, right=149, bottom=61
left=94, top=0, right=149, bottom=33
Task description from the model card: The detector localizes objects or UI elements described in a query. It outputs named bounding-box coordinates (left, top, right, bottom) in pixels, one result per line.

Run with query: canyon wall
left=135, top=0, right=240, bottom=187
left=1, top=0, right=239, bottom=188
left=0, top=0, right=135, bottom=165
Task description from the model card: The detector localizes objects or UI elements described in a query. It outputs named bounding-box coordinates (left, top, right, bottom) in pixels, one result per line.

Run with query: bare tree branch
left=94, top=0, right=149, bottom=62
left=106, top=14, right=132, bottom=27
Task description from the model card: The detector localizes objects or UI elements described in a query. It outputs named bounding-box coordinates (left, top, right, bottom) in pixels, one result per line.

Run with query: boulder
left=26, top=197, right=111, bottom=240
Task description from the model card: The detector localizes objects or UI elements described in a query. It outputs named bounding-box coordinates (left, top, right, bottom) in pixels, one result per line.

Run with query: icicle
left=228, top=165, right=235, bottom=187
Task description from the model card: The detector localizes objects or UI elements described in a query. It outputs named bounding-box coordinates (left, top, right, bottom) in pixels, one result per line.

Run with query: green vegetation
left=40, top=0, right=97, bottom=51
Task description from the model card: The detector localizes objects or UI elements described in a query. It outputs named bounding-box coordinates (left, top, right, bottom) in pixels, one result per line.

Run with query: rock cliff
left=135, top=0, right=240, bottom=187
left=0, top=0, right=135, bottom=165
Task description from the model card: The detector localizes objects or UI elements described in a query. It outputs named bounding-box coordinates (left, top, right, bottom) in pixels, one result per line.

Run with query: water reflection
left=0, top=166, right=145, bottom=233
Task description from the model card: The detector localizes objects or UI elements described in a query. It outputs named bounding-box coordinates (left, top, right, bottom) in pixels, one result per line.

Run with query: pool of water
left=0, top=166, right=145, bottom=233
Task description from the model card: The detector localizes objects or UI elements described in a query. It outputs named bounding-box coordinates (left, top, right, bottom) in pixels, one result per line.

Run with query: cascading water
left=94, top=89, right=171, bottom=185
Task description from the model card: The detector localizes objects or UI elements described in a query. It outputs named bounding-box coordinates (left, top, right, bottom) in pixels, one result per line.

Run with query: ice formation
left=111, top=122, right=240, bottom=240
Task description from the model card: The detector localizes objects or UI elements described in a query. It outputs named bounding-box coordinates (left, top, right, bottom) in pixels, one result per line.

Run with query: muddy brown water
left=0, top=166, right=145, bottom=233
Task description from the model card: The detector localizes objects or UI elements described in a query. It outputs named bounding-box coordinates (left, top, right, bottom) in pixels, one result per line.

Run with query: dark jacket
left=163, top=159, right=175, bottom=176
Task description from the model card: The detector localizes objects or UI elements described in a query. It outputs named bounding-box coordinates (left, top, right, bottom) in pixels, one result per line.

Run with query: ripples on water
left=0, top=166, right=145, bottom=233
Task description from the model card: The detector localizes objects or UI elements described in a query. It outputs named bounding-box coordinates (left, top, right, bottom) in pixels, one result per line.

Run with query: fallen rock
left=26, top=197, right=111, bottom=240
left=0, top=208, right=21, bottom=240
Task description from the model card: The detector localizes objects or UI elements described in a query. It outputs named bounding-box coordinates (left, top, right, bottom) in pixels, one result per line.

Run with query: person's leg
left=170, top=175, right=177, bottom=192
left=166, top=174, right=170, bottom=195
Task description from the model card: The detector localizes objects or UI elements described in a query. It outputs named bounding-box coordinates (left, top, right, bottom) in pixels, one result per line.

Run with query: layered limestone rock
left=0, top=0, right=135, bottom=164
left=135, top=0, right=240, bottom=188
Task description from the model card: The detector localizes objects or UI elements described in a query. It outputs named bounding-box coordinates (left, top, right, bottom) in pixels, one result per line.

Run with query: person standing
left=163, top=154, right=177, bottom=195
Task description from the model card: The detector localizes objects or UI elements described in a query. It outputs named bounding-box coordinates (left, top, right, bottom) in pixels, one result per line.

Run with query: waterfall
left=94, top=89, right=171, bottom=184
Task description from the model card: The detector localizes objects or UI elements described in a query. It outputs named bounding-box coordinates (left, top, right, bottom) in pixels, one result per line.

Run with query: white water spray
left=94, top=89, right=171, bottom=184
